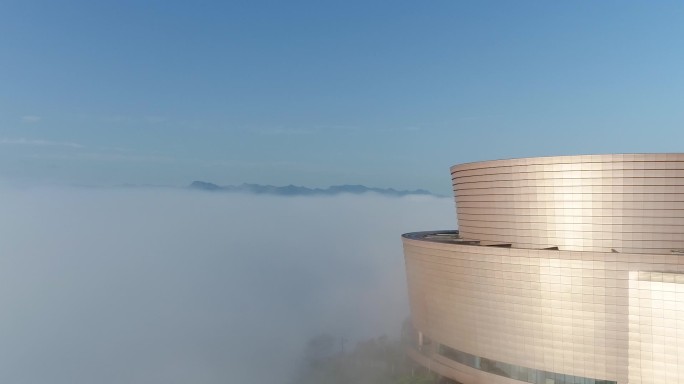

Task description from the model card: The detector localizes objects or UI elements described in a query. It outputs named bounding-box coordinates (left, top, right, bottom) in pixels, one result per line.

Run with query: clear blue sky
left=1, top=1, right=683, bottom=194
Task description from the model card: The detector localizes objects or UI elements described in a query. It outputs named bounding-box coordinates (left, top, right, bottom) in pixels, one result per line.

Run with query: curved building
left=402, top=154, right=684, bottom=384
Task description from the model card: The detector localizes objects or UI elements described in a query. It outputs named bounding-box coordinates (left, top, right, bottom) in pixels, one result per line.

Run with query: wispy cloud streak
left=20, top=115, right=41, bottom=123
left=0, top=137, right=83, bottom=148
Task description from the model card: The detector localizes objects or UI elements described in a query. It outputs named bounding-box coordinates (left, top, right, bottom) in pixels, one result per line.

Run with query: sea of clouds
left=0, top=187, right=453, bottom=383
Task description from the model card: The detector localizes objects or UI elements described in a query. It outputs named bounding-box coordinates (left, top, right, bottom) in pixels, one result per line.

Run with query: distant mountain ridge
left=189, top=181, right=436, bottom=197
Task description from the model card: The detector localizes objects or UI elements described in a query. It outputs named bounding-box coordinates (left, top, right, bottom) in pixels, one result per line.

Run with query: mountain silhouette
left=189, top=181, right=436, bottom=197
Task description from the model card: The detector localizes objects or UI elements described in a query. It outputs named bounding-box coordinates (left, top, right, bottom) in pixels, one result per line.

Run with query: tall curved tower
left=402, top=154, right=684, bottom=384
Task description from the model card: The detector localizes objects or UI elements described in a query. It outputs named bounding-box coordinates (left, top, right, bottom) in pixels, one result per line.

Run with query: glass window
left=436, top=343, right=615, bottom=384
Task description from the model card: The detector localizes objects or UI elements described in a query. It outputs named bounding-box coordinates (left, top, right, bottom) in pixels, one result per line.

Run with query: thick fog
left=0, top=187, right=453, bottom=384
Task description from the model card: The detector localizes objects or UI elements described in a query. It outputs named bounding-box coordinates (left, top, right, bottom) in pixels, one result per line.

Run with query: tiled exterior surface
left=451, top=154, right=684, bottom=254
left=628, top=272, right=684, bottom=384
left=403, top=154, right=684, bottom=384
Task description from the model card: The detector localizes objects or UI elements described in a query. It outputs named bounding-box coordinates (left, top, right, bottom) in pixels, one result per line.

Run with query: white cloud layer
left=0, top=188, right=453, bottom=384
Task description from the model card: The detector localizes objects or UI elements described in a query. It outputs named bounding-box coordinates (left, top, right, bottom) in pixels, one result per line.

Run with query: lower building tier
left=402, top=231, right=684, bottom=384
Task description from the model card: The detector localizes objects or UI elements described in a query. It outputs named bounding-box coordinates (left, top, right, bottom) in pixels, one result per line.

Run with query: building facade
left=402, top=154, right=684, bottom=384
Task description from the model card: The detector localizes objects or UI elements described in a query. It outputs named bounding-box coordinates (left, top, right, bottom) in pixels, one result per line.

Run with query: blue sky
left=1, top=1, right=683, bottom=194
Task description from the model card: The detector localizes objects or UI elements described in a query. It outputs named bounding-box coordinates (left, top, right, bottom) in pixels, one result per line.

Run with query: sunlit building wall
left=402, top=154, right=684, bottom=384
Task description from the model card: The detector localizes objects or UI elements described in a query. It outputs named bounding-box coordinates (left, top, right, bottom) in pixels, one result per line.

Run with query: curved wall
left=403, top=154, right=684, bottom=384
left=403, top=234, right=684, bottom=384
left=451, top=154, right=684, bottom=253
